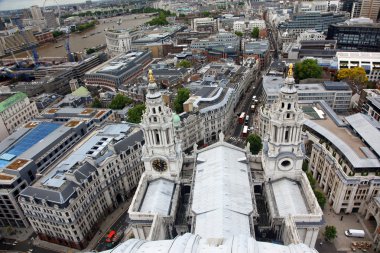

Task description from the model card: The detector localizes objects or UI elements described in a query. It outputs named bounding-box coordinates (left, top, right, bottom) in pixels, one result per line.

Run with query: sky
left=0, top=0, right=88, bottom=11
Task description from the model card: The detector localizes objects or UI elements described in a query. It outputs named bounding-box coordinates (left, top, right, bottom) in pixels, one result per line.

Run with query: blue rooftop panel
left=0, top=122, right=60, bottom=168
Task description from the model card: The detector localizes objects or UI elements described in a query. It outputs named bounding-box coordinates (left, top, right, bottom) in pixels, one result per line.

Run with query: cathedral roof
left=100, top=233, right=318, bottom=253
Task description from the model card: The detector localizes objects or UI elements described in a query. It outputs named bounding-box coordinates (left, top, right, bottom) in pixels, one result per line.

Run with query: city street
left=229, top=73, right=264, bottom=147
left=0, top=234, right=56, bottom=253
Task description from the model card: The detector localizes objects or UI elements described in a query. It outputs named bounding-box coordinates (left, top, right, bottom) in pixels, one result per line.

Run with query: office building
left=19, top=124, right=144, bottom=249
left=30, top=5, right=43, bottom=20
left=327, top=18, right=380, bottom=52
left=243, top=40, right=271, bottom=70
left=0, top=92, right=39, bottom=141
left=262, top=77, right=352, bottom=112
left=0, top=110, right=109, bottom=228
left=278, top=12, right=348, bottom=36
left=105, top=29, right=132, bottom=57
left=43, top=10, right=59, bottom=28
left=190, top=32, right=240, bottom=50
left=191, top=18, right=218, bottom=32
left=336, top=51, right=380, bottom=81
left=360, top=0, right=380, bottom=21
left=85, top=51, right=152, bottom=90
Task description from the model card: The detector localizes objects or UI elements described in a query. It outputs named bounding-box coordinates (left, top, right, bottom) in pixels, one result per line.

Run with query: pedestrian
left=341, top=215, right=343, bottom=221
left=320, top=241, right=323, bottom=247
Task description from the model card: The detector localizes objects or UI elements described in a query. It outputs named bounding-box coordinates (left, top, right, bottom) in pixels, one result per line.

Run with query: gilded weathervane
left=148, top=69, right=155, bottom=83
left=288, top=63, right=293, bottom=78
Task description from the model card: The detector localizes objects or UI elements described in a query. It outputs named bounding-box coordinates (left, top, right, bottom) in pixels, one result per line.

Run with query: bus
left=242, top=125, right=249, bottom=137
left=105, top=230, right=116, bottom=243
left=238, top=112, right=246, bottom=124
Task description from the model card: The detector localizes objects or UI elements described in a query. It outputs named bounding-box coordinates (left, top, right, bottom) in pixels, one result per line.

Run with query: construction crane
left=65, top=32, right=75, bottom=62
left=12, top=18, right=39, bottom=67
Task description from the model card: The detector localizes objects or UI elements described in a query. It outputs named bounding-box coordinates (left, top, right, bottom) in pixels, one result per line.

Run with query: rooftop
left=20, top=124, right=143, bottom=206
left=139, top=179, right=175, bottom=216
left=270, top=178, right=310, bottom=216
left=192, top=142, right=254, bottom=239
left=0, top=122, right=61, bottom=168
left=0, top=92, right=27, bottom=113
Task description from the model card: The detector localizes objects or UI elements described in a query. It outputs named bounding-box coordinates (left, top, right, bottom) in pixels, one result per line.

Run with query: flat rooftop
left=270, top=178, right=310, bottom=216
left=0, top=92, right=27, bottom=113
left=139, top=179, right=175, bottom=216
left=0, top=122, right=60, bottom=168
left=304, top=105, right=367, bottom=158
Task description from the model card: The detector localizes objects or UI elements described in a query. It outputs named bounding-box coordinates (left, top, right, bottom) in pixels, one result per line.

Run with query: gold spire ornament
left=148, top=69, right=155, bottom=83
left=288, top=63, right=293, bottom=78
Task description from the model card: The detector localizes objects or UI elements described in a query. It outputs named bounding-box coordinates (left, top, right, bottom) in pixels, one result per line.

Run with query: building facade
left=327, top=18, right=380, bottom=52
left=105, top=29, right=132, bottom=57
left=336, top=51, right=380, bottom=81
left=19, top=124, right=145, bottom=249
left=0, top=92, right=39, bottom=141
left=85, top=51, right=152, bottom=90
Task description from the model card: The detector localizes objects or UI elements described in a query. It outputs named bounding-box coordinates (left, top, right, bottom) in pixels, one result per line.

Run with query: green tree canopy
left=52, top=30, right=64, bottom=38
left=294, top=59, right=323, bottom=81
left=202, top=11, right=211, bottom=17
left=176, top=60, right=192, bottom=68
left=91, top=97, right=102, bottom=108
left=314, top=189, right=326, bottom=209
left=306, top=171, right=316, bottom=189
left=247, top=134, right=263, bottom=155
left=86, top=48, right=96, bottom=55
left=127, top=104, right=146, bottom=123
left=173, top=88, right=190, bottom=113
left=251, top=27, right=260, bottom=39
left=235, top=31, right=243, bottom=37
left=109, top=94, right=133, bottom=110
left=324, top=225, right=337, bottom=242
left=337, top=67, right=368, bottom=93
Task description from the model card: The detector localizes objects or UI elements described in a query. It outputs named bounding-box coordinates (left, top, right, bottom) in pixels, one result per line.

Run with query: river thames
left=8, top=14, right=151, bottom=59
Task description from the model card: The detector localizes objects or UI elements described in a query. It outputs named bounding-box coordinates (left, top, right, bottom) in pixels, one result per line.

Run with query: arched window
left=155, top=130, right=160, bottom=145
left=152, top=108, right=156, bottom=114
left=288, top=103, right=291, bottom=110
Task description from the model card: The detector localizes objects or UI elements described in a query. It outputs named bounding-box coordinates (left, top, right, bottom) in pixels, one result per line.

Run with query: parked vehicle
left=238, top=112, right=246, bottom=124
left=242, top=125, right=249, bottom=137
left=345, top=229, right=365, bottom=238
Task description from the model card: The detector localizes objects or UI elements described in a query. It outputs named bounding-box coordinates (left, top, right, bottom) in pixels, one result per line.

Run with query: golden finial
left=288, top=63, right=293, bottom=78
left=148, top=69, right=155, bottom=83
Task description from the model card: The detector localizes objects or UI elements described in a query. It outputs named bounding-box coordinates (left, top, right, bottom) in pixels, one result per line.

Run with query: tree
left=91, top=97, right=102, bottom=108
left=247, top=134, right=263, bottom=155
left=109, top=94, right=133, bottom=110
left=52, top=30, right=63, bottom=38
left=173, top=88, right=190, bottom=113
left=127, top=104, right=146, bottom=123
left=251, top=27, right=260, bottom=39
left=306, top=171, right=316, bottom=189
left=294, top=59, right=323, bottom=81
left=302, top=160, right=309, bottom=172
left=86, top=48, right=96, bottom=55
left=202, top=11, right=211, bottom=17
left=235, top=31, right=243, bottom=37
left=314, top=189, right=326, bottom=209
left=176, top=60, right=192, bottom=68
left=324, top=225, right=337, bottom=242
left=337, top=67, right=368, bottom=93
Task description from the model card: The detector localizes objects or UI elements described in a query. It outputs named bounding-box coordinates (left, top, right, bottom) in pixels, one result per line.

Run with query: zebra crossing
left=228, top=136, right=245, bottom=144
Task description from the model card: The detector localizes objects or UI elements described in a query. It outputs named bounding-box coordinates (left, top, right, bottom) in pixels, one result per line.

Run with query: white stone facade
left=336, top=51, right=380, bottom=82
left=105, top=29, right=132, bottom=57
left=0, top=92, right=39, bottom=141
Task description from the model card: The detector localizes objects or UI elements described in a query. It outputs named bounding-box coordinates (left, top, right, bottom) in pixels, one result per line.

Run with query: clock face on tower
left=152, top=159, right=168, bottom=172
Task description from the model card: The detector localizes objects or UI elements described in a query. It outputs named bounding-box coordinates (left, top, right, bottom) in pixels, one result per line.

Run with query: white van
left=344, top=229, right=365, bottom=238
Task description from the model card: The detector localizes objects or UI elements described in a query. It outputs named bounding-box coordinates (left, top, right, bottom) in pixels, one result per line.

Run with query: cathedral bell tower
left=262, top=64, right=305, bottom=179
left=140, top=70, right=183, bottom=179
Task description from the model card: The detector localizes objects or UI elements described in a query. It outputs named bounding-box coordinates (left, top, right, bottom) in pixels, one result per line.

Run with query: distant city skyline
left=0, top=0, right=90, bottom=11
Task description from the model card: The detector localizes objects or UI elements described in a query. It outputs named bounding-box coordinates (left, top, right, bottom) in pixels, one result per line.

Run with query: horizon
left=0, top=0, right=92, bottom=12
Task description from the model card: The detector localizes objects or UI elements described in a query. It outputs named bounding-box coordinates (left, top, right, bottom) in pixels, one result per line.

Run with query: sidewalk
left=85, top=198, right=132, bottom=251
left=2, top=226, right=34, bottom=242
